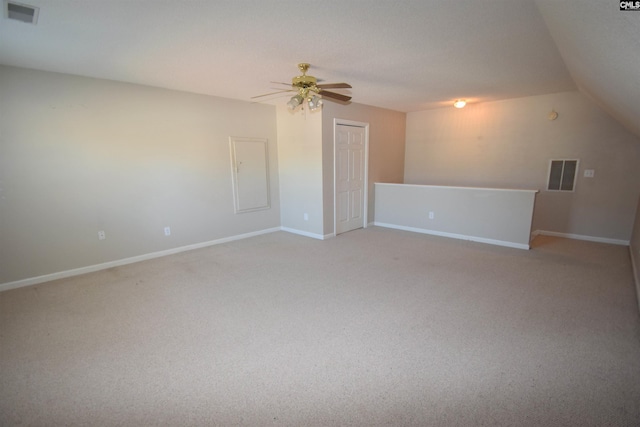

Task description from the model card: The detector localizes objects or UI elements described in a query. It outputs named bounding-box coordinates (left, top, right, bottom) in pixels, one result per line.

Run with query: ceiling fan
left=252, top=63, right=352, bottom=111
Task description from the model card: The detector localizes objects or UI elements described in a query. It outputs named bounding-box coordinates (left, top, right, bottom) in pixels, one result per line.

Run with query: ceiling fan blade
left=320, top=90, right=352, bottom=102
left=251, top=93, right=296, bottom=104
left=251, top=89, right=294, bottom=99
left=316, top=83, right=352, bottom=89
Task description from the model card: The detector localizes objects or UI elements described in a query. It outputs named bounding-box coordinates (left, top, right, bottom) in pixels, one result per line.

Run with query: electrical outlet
left=164, top=226, right=171, bottom=236
left=98, top=230, right=106, bottom=240
left=304, top=213, right=309, bottom=221
left=584, top=169, right=595, bottom=178
left=428, top=211, right=435, bottom=220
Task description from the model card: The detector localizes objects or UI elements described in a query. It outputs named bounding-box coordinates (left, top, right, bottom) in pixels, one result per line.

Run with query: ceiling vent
left=6, top=1, right=39, bottom=24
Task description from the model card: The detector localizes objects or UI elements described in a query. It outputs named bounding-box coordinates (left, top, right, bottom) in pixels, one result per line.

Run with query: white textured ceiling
left=0, top=0, right=636, bottom=138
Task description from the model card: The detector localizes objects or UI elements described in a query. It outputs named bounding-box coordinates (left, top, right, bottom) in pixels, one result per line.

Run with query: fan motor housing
left=292, top=75, right=317, bottom=88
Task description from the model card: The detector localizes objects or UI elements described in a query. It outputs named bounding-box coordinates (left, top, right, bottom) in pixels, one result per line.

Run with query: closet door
left=335, top=124, right=365, bottom=234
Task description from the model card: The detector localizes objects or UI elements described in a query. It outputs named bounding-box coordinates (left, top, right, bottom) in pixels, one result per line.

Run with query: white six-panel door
left=335, top=124, right=366, bottom=234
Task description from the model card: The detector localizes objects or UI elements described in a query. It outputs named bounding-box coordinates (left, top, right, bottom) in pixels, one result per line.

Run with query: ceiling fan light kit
left=286, top=94, right=304, bottom=110
left=254, top=63, right=352, bottom=112
left=307, top=94, right=323, bottom=111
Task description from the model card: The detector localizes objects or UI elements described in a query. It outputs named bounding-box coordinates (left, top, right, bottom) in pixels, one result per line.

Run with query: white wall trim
left=0, top=227, right=281, bottom=293
left=376, top=182, right=538, bottom=194
left=629, top=245, right=640, bottom=311
left=280, top=227, right=331, bottom=240
left=531, top=230, right=630, bottom=246
left=374, top=222, right=530, bottom=250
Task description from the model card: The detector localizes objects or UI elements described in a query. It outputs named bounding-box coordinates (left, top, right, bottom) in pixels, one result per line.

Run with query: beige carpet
left=1, top=227, right=639, bottom=426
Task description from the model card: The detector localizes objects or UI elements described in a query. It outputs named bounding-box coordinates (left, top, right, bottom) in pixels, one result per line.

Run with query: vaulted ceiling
left=0, top=0, right=638, bottom=138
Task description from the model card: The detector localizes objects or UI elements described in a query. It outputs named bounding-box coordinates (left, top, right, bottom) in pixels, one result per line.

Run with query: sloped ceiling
left=536, top=0, right=640, bottom=138
left=0, top=0, right=635, bottom=139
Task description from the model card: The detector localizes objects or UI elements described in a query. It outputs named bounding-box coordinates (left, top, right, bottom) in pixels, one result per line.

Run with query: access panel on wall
left=229, top=137, right=270, bottom=213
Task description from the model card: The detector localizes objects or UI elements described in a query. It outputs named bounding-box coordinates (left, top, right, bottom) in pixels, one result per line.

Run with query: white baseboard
left=630, top=245, right=640, bottom=312
left=280, top=227, right=332, bottom=240
left=0, top=227, right=282, bottom=293
left=373, top=222, right=530, bottom=250
left=531, top=230, right=630, bottom=246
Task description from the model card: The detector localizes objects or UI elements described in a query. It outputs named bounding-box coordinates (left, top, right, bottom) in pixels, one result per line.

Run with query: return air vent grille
left=6, top=1, right=39, bottom=24
left=547, top=159, right=578, bottom=192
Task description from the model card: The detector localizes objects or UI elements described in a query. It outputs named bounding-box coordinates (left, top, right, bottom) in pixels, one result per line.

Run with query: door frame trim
left=333, top=118, right=370, bottom=235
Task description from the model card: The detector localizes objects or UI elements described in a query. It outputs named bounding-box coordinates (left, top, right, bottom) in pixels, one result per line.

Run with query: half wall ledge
left=374, top=183, right=538, bottom=249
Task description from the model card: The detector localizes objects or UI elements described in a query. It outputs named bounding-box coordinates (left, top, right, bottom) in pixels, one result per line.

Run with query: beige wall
left=321, top=102, right=406, bottom=234
left=275, top=106, right=324, bottom=237
left=276, top=101, right=406, bottom=238
left=0, top=66, right=280, bottom=284
left=631, top=197, right=640, bottom=308
left=405, top=91, right=640, bottom=242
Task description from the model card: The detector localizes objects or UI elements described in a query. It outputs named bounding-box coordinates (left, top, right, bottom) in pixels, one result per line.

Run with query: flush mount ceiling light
left=252, top=63, right=351, bottom=112
left=453, top=99, right=467, bottom=109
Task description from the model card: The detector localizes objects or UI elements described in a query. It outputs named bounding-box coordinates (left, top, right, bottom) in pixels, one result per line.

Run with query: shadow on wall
left=533, top=192, right=573, bottom=234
